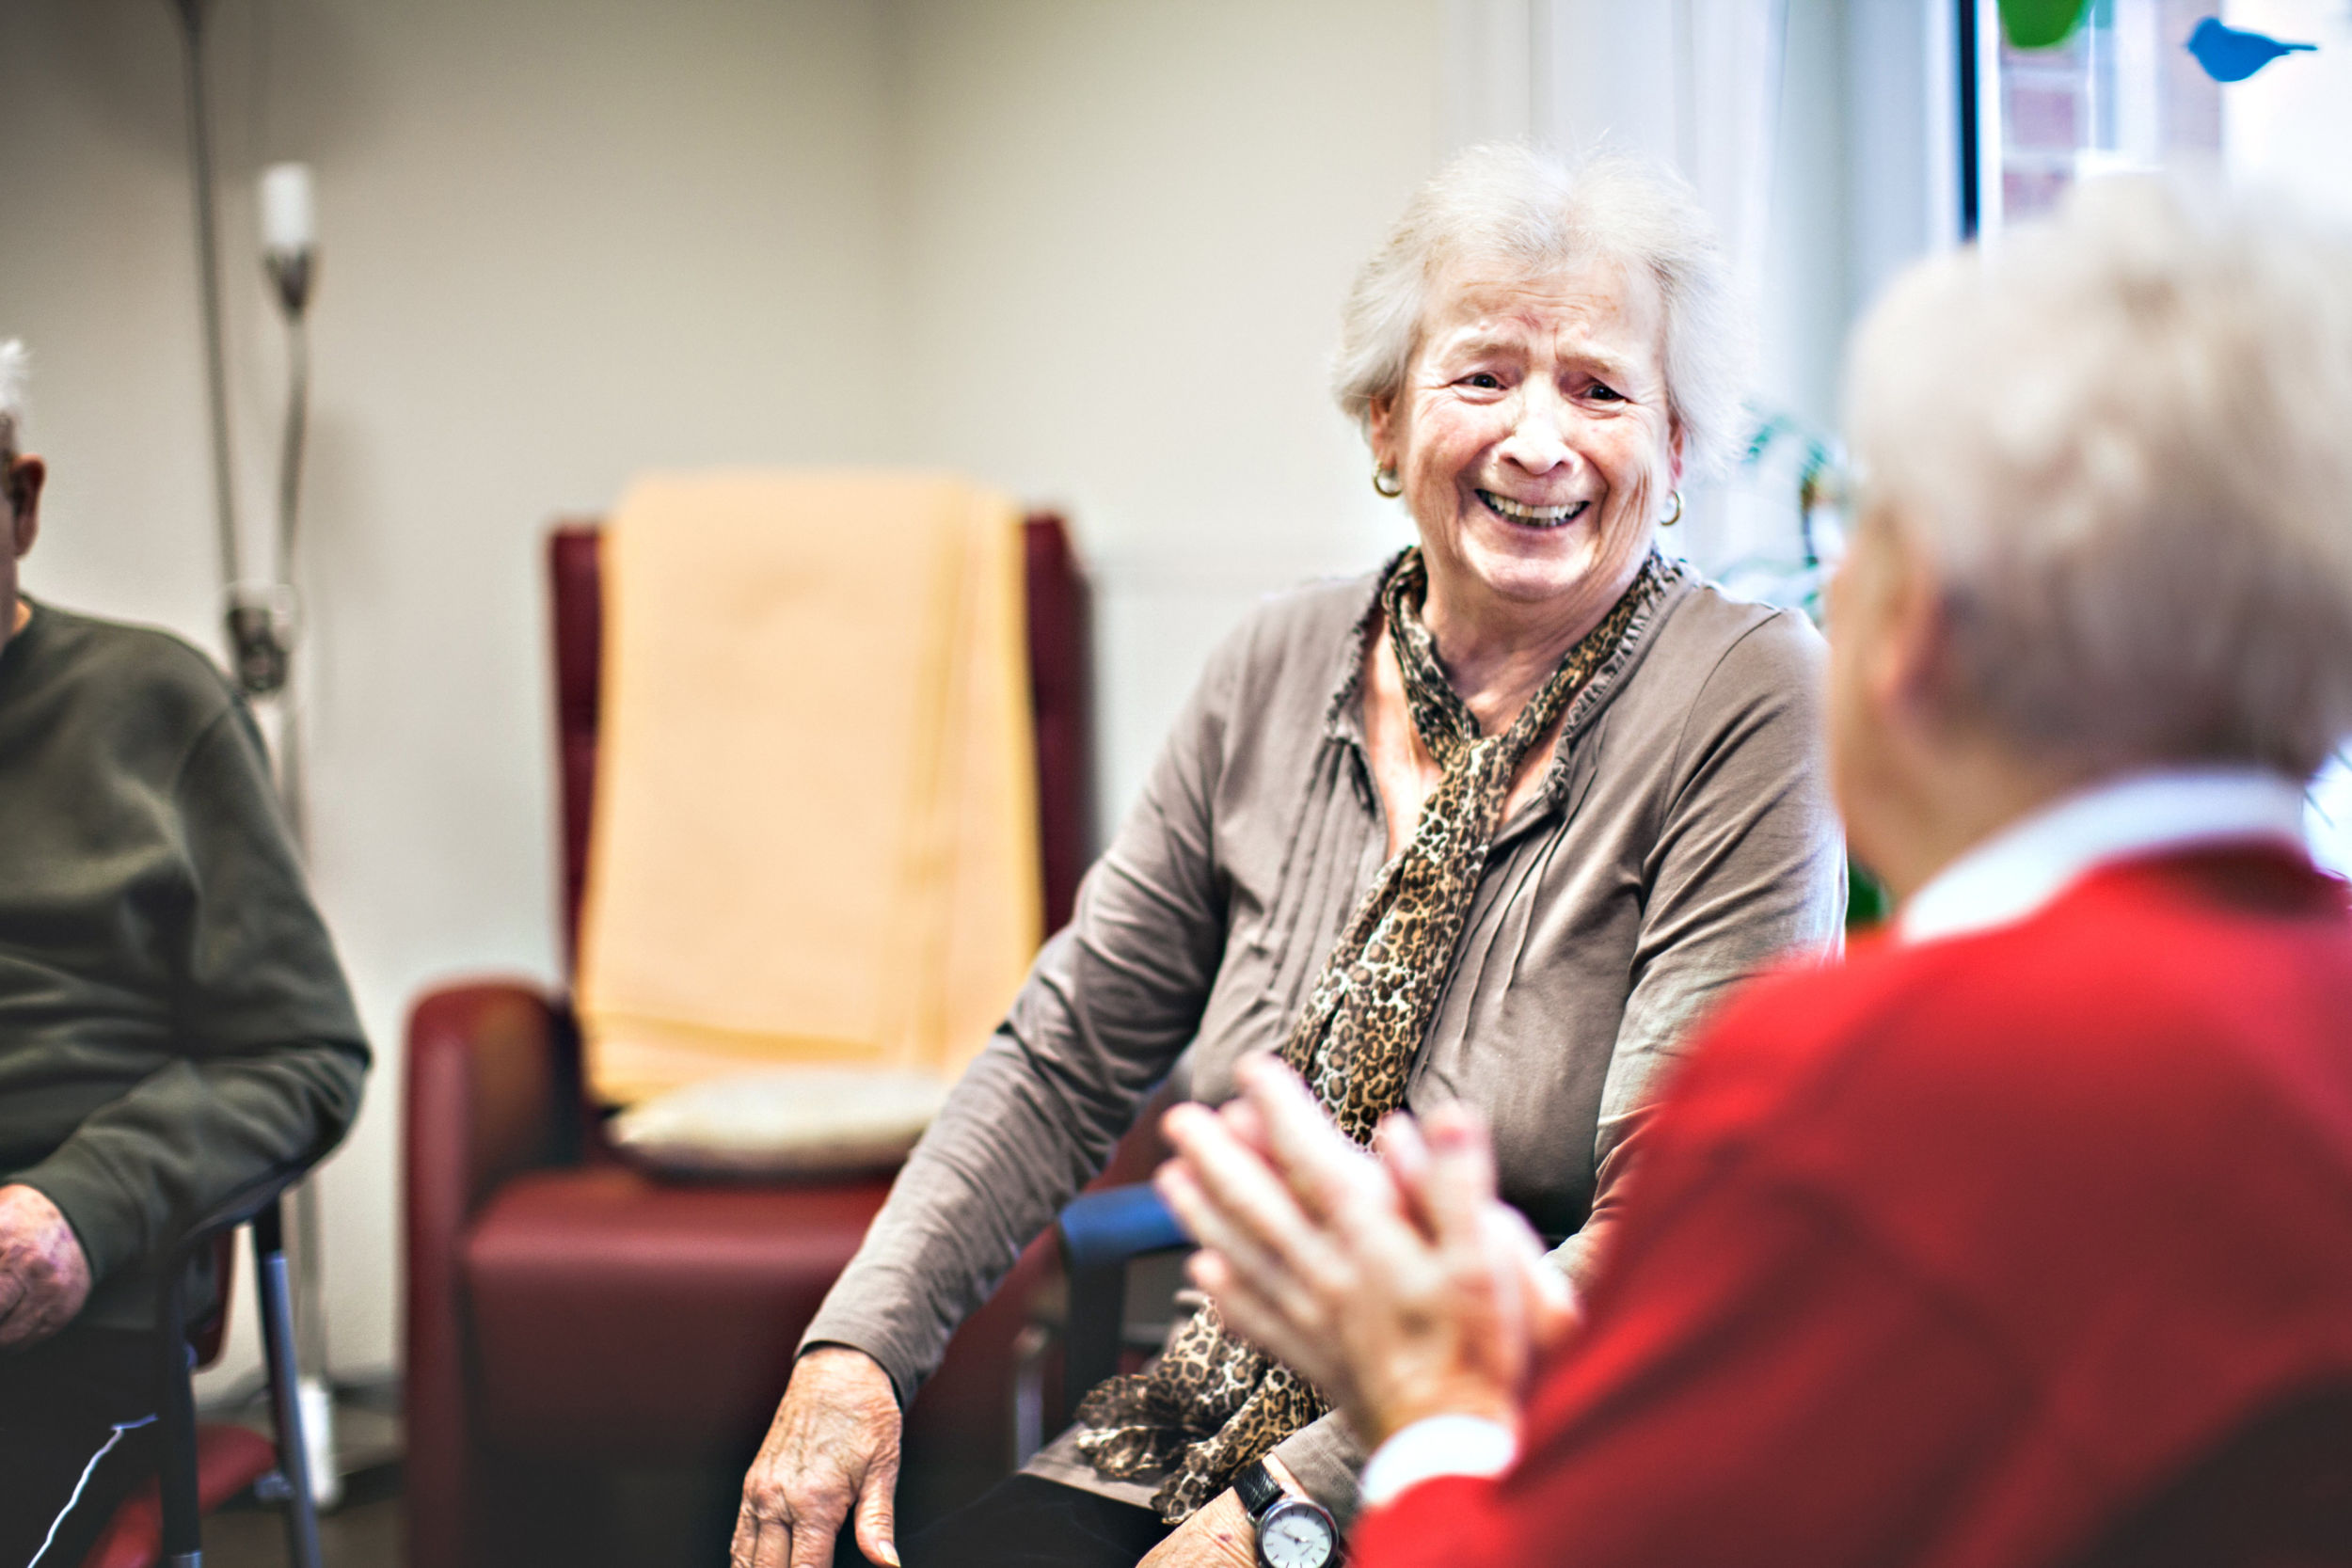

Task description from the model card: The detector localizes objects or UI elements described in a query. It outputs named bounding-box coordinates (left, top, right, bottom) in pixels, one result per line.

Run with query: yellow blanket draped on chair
left=577, top=471, right=1042, bottom=1107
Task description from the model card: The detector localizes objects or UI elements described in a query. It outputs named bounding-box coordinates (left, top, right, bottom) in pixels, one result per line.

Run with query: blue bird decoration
left=2186, top=17, right=2318, bottom=83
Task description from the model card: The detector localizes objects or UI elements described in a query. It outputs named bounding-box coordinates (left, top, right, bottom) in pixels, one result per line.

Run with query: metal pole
left=169, top=0, right=244, bottom=597
left=157, top=1267, right=204, bottom=1568
left=253, top=1200, right=326, bottom=1568
left=275, top=308, right=310, bottom=577
left=261, top=245, right=340, bottom=1508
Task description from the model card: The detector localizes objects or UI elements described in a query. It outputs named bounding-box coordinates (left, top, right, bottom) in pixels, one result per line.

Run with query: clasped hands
left=1154, top=1055, right=1579, bottom=1453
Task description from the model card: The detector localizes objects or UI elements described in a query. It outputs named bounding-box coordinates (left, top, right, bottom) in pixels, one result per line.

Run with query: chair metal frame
left=1049, top=1184, right=1189, bottom=1433
left=152, top=1172, right=322, bottom=1568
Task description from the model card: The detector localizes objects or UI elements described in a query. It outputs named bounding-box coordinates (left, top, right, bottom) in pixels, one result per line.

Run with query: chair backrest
left=548, top=513, right=1095, bottom=970
left=2063, top=1386, right=2352, bottom=1568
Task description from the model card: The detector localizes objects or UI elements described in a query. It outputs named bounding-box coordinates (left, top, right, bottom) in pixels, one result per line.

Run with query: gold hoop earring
left=1373, top=467, right=1404, bottom=499
left=1661, top=489, right=1685, bottom=527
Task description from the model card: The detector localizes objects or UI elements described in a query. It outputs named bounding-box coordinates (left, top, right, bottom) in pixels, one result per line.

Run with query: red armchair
left=405, top=515, right=1099, bottom=1566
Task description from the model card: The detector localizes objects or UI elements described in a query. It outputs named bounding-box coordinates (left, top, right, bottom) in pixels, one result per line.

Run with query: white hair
left=1333, top=145, right=1754, bottom=480
left=0, top=341, right=24, bottom=462
left=1848, top=175, right=2352, bottom=779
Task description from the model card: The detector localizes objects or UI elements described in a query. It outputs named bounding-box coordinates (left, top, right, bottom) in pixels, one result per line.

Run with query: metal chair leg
left=253, top=1199, right=325, bottom=1568
left=158, top=1269, right=204, bottom=1568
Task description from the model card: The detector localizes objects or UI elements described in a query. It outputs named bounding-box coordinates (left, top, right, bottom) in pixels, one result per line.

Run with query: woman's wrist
left=1362, top=1374, right=1519, bottom=1449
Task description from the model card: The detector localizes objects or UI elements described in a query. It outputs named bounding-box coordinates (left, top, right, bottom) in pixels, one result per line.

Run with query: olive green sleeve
left=16, top=703, right=368, bottom=1297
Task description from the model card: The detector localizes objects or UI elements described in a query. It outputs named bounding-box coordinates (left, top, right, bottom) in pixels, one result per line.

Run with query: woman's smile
left=1474, top=490, right=1590, bottom=528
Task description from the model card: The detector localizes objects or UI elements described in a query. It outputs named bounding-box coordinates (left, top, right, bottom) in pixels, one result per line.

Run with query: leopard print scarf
left=1072, top=546, right=1669, bottom=1521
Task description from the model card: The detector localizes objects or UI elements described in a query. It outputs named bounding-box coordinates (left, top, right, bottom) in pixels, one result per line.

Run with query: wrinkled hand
left=1157, top=1057, right=1576, bottom=1448
left=735, top=1345, right=904, bottom=1568
left=0, top=1184, right=91, bottom=1350
left=1136, top=1485, right=1258, bottom=1568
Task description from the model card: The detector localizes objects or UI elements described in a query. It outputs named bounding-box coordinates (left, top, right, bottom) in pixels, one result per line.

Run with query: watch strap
left=1233, top=1459, right=1284, bottom=1520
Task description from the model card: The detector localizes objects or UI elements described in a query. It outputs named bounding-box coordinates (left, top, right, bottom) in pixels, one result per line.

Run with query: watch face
left=1258, top=1499, right=1336, bottom=1568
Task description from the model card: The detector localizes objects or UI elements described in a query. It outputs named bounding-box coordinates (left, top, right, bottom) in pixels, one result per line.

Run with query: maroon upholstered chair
left=404, top=515, right=1106, bottom=1567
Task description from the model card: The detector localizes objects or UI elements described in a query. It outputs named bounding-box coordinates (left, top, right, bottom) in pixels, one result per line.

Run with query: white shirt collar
left=1896, top=767, right=2310, bottom=946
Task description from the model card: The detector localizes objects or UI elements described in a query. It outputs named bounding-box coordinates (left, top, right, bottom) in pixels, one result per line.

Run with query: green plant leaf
left=1998, top=0, right=2091, bottom=49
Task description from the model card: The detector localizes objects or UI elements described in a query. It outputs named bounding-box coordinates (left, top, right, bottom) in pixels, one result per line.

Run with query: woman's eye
left=1459, top=372, right=1502, bottom=389
left=1587, top=382, right=1626, bottom=403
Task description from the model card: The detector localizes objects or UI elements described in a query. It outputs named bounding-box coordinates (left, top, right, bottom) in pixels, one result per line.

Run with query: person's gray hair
left=1333, top=145, right=1753, bottom=479
left=0, top=341, right=24, bottom=464
left=1848, top=174, right=2352, bottom=780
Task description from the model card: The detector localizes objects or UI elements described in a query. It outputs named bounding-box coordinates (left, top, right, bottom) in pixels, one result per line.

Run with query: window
left=1969, top=0, right=2224, bottom=233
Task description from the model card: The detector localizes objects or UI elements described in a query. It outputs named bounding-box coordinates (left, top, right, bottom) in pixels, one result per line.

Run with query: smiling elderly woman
left=733, top=146, right=1847, bottom=1568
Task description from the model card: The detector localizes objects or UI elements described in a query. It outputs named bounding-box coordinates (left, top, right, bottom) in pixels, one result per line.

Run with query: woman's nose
left=1496, top=387, right=1576, bottom=475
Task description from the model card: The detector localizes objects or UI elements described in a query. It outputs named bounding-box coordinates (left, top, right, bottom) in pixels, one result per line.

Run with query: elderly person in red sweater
left=1159, top=175, right=2352, bottom=1568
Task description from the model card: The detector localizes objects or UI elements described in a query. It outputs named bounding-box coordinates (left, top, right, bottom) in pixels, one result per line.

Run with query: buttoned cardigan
left=804, top=559, right=1847, bottom=1518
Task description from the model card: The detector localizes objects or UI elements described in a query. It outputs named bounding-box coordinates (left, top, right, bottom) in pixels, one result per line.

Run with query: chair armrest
left=406, top=979, right=576, bottom=1218
left=172, top=1164, right=316, bottom=1251
left=1058, top=1185, right=1188, bottom=1276
left=1054, top=1184, right=1191, bottom=1428
left=154, top=1159, right=319, bottom=1362
left=404, top=978, right=572, bottom=1568
left=156, top=1162, right=318, bottom=1319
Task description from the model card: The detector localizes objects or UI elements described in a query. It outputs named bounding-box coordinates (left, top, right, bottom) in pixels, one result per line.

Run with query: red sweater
left=1353, top=847, right=2352, bottom=1568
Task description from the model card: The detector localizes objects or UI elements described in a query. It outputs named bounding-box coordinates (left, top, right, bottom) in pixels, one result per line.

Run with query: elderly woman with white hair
left=734, top=146, right=1846, bottom=1568
left=1150, top=177, right=2352, bottom=1568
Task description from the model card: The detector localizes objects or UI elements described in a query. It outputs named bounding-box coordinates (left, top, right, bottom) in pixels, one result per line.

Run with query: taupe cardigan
left=803, top=557, right=1847, bottom=1520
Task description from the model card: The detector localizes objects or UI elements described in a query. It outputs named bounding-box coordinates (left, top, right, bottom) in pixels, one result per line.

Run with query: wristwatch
left=1235, top=1459, right=1341, bottom=1568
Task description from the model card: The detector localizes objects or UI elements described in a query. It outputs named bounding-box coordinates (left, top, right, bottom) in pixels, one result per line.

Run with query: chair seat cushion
left=461, top=1164, right=893, bottom=1459
left=78, top=1422, right=278, bottom=1568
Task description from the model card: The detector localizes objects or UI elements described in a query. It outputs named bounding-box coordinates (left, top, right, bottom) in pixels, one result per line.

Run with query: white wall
left=1846, top=0, right=1961, bottom=342
left=0, top=0, right=1448, bottom=1387
left=886, top=0, right=1438, bottom=816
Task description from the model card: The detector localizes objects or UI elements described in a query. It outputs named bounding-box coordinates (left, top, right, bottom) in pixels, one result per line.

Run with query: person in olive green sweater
left=0, top=344, right=370, bottom=1566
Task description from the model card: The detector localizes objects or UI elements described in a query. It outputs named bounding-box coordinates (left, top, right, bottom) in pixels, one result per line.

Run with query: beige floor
left=197, top=1494, right=402, bottom=1568
left=191, top=1387, right=408, bottom=1566
left=189, top=1469, right=763, bottom=1568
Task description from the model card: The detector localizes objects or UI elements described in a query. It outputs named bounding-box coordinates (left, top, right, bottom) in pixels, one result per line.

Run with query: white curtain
left=1442, top=0, right=1804, bottom=601
left=1443, top=0, right=1788, bottom=304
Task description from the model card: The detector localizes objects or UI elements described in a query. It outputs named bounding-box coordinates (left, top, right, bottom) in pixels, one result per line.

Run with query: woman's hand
left=1136, top=1486, right=1258, bottom=1568
left=1137, top=1456, right=1310, bottom=1568
left=735, top=1344, right=904, bottom=1568
left=1157, top=1057, right=1575, bottom=1449
left=0, top=1183, right=91, bottom=1350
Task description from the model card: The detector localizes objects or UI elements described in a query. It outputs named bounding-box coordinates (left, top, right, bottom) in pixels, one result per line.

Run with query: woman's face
left=1373, top=257, right=1681, bottom=616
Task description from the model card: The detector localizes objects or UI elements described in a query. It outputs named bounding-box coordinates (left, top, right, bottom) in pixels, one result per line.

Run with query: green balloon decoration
left=1998, top=0, right=2092, bottom=49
